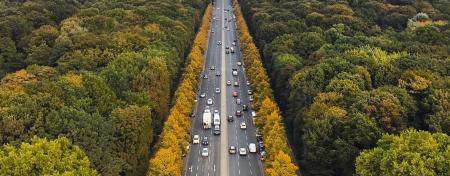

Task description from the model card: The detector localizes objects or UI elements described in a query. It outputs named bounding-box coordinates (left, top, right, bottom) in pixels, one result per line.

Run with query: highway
left=184, top=0, right=264, bottom=175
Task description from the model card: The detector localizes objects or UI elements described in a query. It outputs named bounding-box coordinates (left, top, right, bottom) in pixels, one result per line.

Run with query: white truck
left=203, top=109, right=212, bottom=129
left=213, top=112, right=220, bottom=125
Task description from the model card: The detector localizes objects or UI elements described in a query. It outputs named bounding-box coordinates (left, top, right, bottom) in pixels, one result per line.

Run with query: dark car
left=216, top=71, right=221, bottom=76
left=202, top=137, right=209, bottom=145
left=228, top=115, right=234, bottom=122
left=236, top=110, right=242, bottom=116
left=242, top=105, right=248, bottom=111
left=214, top=125, right=220, bottom=135
left=203, top=74, right=208, bottom=79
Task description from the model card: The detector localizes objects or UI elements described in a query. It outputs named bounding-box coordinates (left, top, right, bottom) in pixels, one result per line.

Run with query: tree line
left=237, top=0, right=449, bottom=175
left=233, top=1, right=298, bottom=175
left=0, top=0, right=209, bottom=175
left=147, top=4, right=213, bottom=176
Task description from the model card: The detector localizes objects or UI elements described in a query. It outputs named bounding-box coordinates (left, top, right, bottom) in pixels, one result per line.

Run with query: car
left=240, top=122, right=247, bottom=129
left=215, top=88, right=220, bottom=93
left=226, top=46, right=230, bottom=49
left=211, top=30, right=215, bottom=33
left=256, top=134, right=263, bottom=142
left=249, top=143, right=257, bottom=153
left=232, top=92, right=238, bottom=97
left=214, top=125, right=220, bottom=135
left=229, top=146, right=236, bottom=154
left=190, top=113, right=195, bottom=118
left=200, top=93, right=206, bottom=98
left=239, top=147, right=247, bottom=156
left=207, top=98, right=213, bottom=105
left=260, top=151, right=266, bottom=160
left=210, top=66, right=215, bottom=70
left=236, top=98, right=241, bottom=105
left=205, top=106, right=210, bottom=110
left=237, top=62, right=242, bottom=66
left=203, top=74, right=208, bottom=79
left=224, top=26, right=227, bottom=29
left=227, top=28, right=230, bottom=31
left=236, top=110, right=242, bottom=116
left=214, top=109, right=219, bottom=113
left=246, top=81, right=250, bottom=85
left=226, top=50, right=230, bottom=54
left=227, top=80, right=231, bottom=85
left=193, top=135, right=200, bottom=144
left=228, top=115, right=234, bottom=122
left=234, top=39, right=237, bottom=42
left=217, top=41, right=222, bottom=45
left=248, top=90, right=253, bottom=95
left=216, top=71, right=221, bottom=76
left=249, top=95, right=254, bottom=102
left=202, top=137, right=209, bottom=145
left=243, top=104, right=248, bottom=111
left=233, top=82, right=239, bottom=87
left=202, top=148, right=209, bottom=157
left=232, top=42, right=236, bottom=46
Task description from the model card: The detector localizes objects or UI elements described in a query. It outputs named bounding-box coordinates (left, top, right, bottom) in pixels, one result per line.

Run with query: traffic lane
left=227, top=6, right=264, bottom=176
left=186, top=4, right=223, bottom=175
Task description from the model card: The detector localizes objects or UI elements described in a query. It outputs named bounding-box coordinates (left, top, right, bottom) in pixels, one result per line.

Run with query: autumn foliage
left=147, top=4, right=213, bottom=176
left=233, top=1, right=298, bottom=175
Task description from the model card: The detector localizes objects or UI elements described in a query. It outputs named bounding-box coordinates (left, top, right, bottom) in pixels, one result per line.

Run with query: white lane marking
left=250, top=170, right=253, bottom=175
left=238, top=169, right=241, bottom=175
left=190, top=165, right=193, bottom=172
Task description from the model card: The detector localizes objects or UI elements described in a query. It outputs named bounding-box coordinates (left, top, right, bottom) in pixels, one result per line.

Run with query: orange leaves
left=147, top=4, right=213, bottom=176
left=232, top=1, right=298, bottom=174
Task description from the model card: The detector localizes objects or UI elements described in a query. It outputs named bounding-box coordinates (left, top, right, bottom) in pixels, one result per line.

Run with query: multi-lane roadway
left=184, top=0, right=264, bottom=175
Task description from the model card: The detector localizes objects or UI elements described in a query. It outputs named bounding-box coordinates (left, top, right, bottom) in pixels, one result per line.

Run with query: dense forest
left=0, top=0, right=208, bottom=175
left=238, top=0, right=450, bottom=175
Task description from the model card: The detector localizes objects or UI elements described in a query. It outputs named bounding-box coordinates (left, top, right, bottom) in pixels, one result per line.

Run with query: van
left=249, top=143, right=257, bottom=153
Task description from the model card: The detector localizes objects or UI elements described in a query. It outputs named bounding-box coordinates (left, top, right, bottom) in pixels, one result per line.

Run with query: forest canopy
left=0, top=0, right=208, bottom=175
left=238, top=0, right=449, bottom=175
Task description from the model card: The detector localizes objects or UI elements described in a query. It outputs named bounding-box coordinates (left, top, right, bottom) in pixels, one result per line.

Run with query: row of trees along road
left=237, top=0, right=450, bottom=175
left=148, top=4, right=212, bottom=176
left=0, top=0, right=209, bottom=175
left=233, top=1, right=298, bottom=175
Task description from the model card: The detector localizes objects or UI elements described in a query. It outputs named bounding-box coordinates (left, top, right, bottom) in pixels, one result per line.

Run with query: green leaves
left=0, top=136, right=97, bottom=176
left=356, top=129, right=450, bottom=176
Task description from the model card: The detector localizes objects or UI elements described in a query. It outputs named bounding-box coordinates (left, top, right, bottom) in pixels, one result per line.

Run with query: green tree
left=0, top=136, right=97, bottom=176
left=356, top=129, right=450, bottom=176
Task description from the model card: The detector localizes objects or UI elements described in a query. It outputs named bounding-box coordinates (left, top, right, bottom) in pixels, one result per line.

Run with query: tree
left=112, top=105, right=153, bottom=175
left=265, top=151, right=297, bottom=176
left=0, top=136, right=97, bottom=176
left=356, top=129, right=450, bottom=176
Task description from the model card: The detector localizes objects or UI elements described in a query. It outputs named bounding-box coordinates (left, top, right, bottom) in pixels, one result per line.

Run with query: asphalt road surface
left=184, top=0, right=264, bottom=175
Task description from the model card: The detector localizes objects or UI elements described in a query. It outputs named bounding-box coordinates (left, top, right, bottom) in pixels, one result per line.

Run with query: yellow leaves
left=148, top=147, right=182, bottom=176
left=265, top=151, right=298, bottom=176
left=399, top=70, right=432, bottom=94
left=232, top=0, right=297, bottom=174
left=61, top=73, right=83, bottom=87
left=147, top=4, right=213, bottom=176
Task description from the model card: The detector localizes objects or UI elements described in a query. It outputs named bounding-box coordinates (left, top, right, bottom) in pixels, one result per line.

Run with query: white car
left=246, top=81, right=250, bottom=86
left=232, top=42, right=236, bottom=46
left=249, top=143, right=257, bottom=153
left=202, top=148, right=209, bottom=157
left=207, top=98, right=213, bottom=105
left=239, top=148, right=247, bottom=156
left=237, top=62, right=242, bottom=66
left=236, top=98, right=241, bottom=105
left=193, top=135, right=200, bottom=144
left=240, top=122, right=247, bottom=129
left=227, top=80, right=231, bottom=85
left=215, top=88, right=220, bottom=93
left=200, top=93, right=206, bottom=98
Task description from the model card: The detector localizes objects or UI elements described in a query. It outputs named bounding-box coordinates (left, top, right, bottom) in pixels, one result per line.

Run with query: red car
left=232, top=92, right=239, bottom=97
